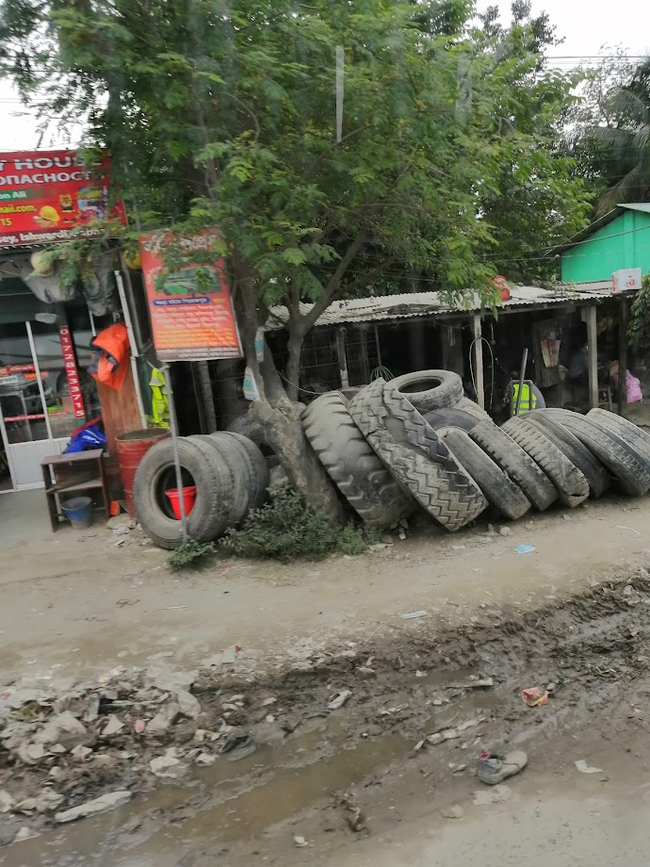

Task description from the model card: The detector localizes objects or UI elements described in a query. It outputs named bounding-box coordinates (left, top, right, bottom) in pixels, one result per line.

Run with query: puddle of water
left=0, top=729, right=408, bottom=867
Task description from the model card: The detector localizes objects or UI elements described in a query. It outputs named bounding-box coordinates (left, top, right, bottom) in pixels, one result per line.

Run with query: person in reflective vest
left=510, top=380, right=546, bottom=416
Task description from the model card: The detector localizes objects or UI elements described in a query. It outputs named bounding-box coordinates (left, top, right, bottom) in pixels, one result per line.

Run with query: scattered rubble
left=54, top=790, right=132, bottom=823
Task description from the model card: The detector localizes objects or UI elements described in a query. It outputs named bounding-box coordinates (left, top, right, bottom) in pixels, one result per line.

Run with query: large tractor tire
left=349, top=380, right=487, bottom=532
left=543, top=408, right=650, bottom=496
left=524, top=411, right=610, bottom=498
left=302, top=392, right=412, bottom=528
left=191, top=434, right=250, bottom=524
left=440, top=427, right=531, bottom=520
left=501, top=416, right=589, bottom=508
left=390, top=369, right=464, bottom=412
left=133, top=437, right=233, bottom=549
left=469, top=419, right=558, bottom=511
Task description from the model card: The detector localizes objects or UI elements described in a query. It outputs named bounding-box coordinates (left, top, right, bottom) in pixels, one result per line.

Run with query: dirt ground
left=2, top=489, right=650, bottom=864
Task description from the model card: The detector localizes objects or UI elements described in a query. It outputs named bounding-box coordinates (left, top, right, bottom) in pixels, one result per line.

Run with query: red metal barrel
left=116, top=428, right=170, bottom=518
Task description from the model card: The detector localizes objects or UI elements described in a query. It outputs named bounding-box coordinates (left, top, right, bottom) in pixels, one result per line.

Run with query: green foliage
left=0, top=0, right=589, bottom=299
left=220, top=489, right=377, bottom=562
left=168, top=538, right=216, bottom=571
left=628, top=272, right=650, bottom=347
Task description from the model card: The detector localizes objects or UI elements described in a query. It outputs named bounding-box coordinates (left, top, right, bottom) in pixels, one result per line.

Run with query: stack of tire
left=301, top=369, right=650, bottom=532
left=133, top=432, right=269, bottom=549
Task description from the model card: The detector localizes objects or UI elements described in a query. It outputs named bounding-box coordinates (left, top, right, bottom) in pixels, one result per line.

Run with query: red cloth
left=89, top=322, right=130, bottom=391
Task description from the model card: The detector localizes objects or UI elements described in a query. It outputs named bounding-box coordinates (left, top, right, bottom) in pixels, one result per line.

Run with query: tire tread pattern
left=469, top=419, right=558, bottom=510
left=302, top=392, right=412, bottom=528
left=349, top=380, right=487, bottom=532
left=501, top=416, right=589, bottom=507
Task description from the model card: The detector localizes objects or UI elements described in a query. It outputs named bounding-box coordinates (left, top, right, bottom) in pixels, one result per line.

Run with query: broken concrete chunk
left=17, top=742, right=46, bottom=765
left=70, top=745, right=93, bottom=761
left=441, top=803, right=465, bottom=819
left=13, top=826, right=39, bottom=843
left=0, top=790, right=15, bottom=813
left=102, top=715, right=125, bottom=737
left=34, top=711, right=86, bottom=746
left=149, top=754, right=188, bottom=778
left=16, top=790, right=64, bottom=814
left=195, top=752, right=216, bottom=766
left=147, top=702, right=180, bottom=735
left=176, top=689, right=201, bottom=719
left=54, top=790, right=132, bottom=823
left=83, top=695, right=100, bottom=723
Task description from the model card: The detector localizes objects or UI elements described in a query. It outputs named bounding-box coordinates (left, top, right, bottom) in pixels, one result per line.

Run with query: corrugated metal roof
left=620, top=203, right=650, bottom=214
left=266, top=282, right=626, bottom=330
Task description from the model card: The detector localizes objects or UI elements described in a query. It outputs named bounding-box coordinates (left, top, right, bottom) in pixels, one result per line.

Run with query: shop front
left=0, top=279, right=100, bottom=491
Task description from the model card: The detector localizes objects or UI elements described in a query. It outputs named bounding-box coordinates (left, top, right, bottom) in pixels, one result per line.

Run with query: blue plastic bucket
left=62, top=496, right=93, bottom=529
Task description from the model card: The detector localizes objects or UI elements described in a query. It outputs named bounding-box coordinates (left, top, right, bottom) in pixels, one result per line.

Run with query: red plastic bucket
left=165, top=486, right=197, bottom=520
left=117, top=428, right=171, bottom=518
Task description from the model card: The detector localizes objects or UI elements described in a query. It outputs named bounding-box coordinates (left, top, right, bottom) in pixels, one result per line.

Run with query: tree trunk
left=285, top=332, right=305, bottom=402
left=233, top=272, right=343, bottom=523
left=250, top=397, right=343, bottom=523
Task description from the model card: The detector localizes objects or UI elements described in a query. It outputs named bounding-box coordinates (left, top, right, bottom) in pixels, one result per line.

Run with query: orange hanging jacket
left=88, top=322, right=130, bottom=391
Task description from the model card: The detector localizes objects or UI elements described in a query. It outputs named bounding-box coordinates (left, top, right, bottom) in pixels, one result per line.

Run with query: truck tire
left=226, top=413, right=268, bottom=448
left=423, top=406, right=483, bottom=433
left=133, top=437, right=233, bottom=549
left=349, top=380, right=488, bottom=532
left=543, top=409, right=650, bottom=496
left=301, top=392, right=412, bottom=528
left=587, top=409, right=650, bottom=464
left=390, top=369, right=464, bottom=412
left=524, top=411, right=610, bottom=498
left=216, top=431, right=269, bottom=510
left=440, top=427, right=531, bottom=520
left=501, top=416, right=589, bottom=507
left=191, top=434, right=250, bottom=523
left=469, top=419, right=558, bottom=511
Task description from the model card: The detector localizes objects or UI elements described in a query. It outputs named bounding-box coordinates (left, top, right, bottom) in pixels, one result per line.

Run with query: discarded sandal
left=478, top=750, right=527, bottom=785
left=218, top=732, right=257, bottom=762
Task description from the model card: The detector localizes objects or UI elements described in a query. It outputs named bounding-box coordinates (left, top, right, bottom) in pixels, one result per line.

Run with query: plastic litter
left=293, top=835, right=310, bottom=848
left=522, top=687, right=548, bottom=707
left=401, top=610, right=427, bottom=620
left=575, top=759, right=603, bottom=775
left=515, top=544, right=536, bottom=554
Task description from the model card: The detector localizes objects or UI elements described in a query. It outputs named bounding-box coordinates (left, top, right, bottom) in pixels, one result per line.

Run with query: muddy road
left=3, top=561, right=650, bottom=866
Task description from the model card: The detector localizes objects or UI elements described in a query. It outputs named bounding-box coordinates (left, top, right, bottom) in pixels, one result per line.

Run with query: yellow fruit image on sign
left=34, top=205, right=60, bottom=227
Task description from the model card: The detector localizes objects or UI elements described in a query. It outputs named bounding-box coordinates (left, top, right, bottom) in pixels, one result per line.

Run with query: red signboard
left=59, top=327, right=86, bottom=419
left=0, top=149, right=125, bottom=248
left=139, top=230, right=243, bottom=362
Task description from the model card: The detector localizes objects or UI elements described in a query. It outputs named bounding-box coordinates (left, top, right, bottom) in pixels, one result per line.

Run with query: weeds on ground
left=220, top=489, right=380, bottom=562
left=168, top=538, right=216, bottom=570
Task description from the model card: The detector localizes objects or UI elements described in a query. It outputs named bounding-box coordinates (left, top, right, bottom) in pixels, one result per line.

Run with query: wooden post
left=472, top=314, right=484, bottom=410
left=618, top=298, right=628, bottom=416
left=585, top=304, right=598, bottom=410
left=336, top=327, right=350, bottom=388
left=197, top=361, right=217, bottom=432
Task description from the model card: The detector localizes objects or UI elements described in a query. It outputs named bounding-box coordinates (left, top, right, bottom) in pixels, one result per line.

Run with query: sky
left=1, top=0, right=650, bottom=153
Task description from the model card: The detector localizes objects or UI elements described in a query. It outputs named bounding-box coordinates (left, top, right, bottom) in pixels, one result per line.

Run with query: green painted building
left=560, top=203, right=650, bottom=283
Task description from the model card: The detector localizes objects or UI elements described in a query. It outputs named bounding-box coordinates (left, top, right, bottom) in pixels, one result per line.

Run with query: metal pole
left=472, top=314, right=485, bottom=410
left=514, top=348, right=529, bottom=417
left=115, top=270, right=147, bottom=428
left=26, top=320, right=54, bottom=440
left=162, top=362, right=188, bottom=541
left=617, top=298, right=628, bottom=416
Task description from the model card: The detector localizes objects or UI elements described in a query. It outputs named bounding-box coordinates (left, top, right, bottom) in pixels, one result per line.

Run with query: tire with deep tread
left=349, top=380, right=488, bottom=532
left=501, top=416, right=589, bottom=507
left=542, top=408, right=650, bottom=496
left=215, top=431, right=269, bottom=510
left=133, top=437, right=234, bottom=549
left=587, top=408, right=650, bottom=464
left=390, top=369, right=464, bottom=412
left=301, top=392, right=412, bottom=528
left=524, top=411, right=610, bottom=498
left=469, top=419, right=558, bottom=511
left=439, top=427, right=531, bottom=520
left=190, top=434, right=250, bottom=523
